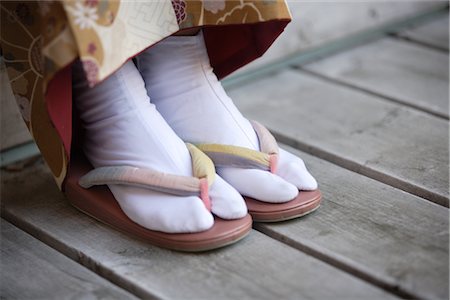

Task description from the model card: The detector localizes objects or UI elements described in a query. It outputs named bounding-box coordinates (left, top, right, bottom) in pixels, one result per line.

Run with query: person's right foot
left=73, top=60, right=247, bottom=234
left=137, top=33, right=318, bottom=204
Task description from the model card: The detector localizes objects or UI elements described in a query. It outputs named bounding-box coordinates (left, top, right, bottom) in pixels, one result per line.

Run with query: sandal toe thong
left=65, top=143, right=252, bottom=252
left=196, top=121, right=322, bottom=222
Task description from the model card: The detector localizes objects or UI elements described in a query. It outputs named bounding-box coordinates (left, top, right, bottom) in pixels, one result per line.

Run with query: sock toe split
left=137, top=32, right=318, bottom=203
left=73, top=60, right=223, bottom=234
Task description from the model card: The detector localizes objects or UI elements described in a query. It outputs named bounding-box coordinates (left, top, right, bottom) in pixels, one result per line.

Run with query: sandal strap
left=196, top=121, right=279, bottom=173
left=78, top=143, right=215, bottom=211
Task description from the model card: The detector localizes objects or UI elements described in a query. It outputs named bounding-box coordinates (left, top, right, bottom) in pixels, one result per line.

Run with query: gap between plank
left=222, top=4, right=449, bottom=91
left=388, top=32, right=449, bottom=54
left=252, top=223, right=418, bottom=300
left=1, top=200, right=414, bottom=300
left=271, top=132, right=449, bottom=208
left=0, top=213, right=164, bottom=300
left=0, top=142, right=40, bottom=167
left=1, top=5, right=447, bottom=300
left=296, top=67, right=449, bottom=120
left=1, top=6, right=447, bottom=170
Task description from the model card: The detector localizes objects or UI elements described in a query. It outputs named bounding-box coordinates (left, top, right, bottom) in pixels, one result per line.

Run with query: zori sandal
left=196, top=121, right=322, bottom=222
left=65, top=143, right=252, bottom=252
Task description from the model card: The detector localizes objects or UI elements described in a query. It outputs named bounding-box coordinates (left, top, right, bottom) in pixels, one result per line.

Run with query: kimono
left=0, top=0, right=291, bottom=189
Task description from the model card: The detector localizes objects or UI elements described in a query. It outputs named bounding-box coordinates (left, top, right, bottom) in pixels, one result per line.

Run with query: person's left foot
left=72, top=60, right=247, bottom=234
left=137, top=33, right=318, bottom=203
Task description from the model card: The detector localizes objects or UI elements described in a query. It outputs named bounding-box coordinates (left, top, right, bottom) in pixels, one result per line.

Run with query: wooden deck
left=1, top=9, right=448, bottom=300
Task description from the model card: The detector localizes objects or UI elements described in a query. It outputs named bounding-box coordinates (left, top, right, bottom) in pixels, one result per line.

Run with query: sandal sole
left=65, top=154, right=252, bottom=252
left=244, top=190, right=322, bottom=222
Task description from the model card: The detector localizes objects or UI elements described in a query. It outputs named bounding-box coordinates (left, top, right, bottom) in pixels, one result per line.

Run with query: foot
left=137, top=33, right=318, bottom=203
left=72, top=60, right=246, bottom=234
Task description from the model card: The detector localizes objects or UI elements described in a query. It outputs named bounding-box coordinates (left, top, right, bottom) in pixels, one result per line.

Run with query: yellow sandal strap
left=196, top=121, right=279, bottom=173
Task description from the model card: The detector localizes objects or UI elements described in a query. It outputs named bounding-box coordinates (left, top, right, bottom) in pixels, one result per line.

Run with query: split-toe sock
left=72, top=60, right=246, bottom=234
left=137, top=33, right=318, bottom=203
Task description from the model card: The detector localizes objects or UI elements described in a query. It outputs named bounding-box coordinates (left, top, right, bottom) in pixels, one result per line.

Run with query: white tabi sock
left=137, top=33, right=318, bottom=203
left=73, top=60, right=246, bottom=234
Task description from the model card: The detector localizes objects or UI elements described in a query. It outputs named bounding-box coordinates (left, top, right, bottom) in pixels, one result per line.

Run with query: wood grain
left=1, top=160, right=398, bottom=300
left=302, top=37, right=449, bottom=118
left=398, top=14, right=449, bottom=51
left=257, top=145, right=449, bottom=300
left=0, top=219, right=137, bottom=300
left=227, top=69, right=449, bottom=206
left=235, top=2, right=445, bottom=74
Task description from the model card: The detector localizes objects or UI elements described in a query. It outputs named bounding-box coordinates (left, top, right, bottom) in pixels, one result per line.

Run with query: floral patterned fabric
left=1, top=0, right=291, bottom=189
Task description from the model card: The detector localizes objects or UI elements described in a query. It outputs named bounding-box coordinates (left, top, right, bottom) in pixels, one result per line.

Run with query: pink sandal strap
left=78, top=143, right=215, bottom=211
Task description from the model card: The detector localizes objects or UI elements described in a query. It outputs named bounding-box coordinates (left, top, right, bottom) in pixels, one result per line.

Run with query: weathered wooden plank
left=227, top=69, right=449, bottom=206
left=0, top=219, right=137, bottom=300
left=397, top=14, right=449, bottom=51
left=0, top=60, right=32, bottom=151
left=301, top=37, right=449, bottom=119
left=1, top=160, right=398, bottom=300
left=256, top=145, right=449, bottom=300
left=236, top=1, right=446, bottom=74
